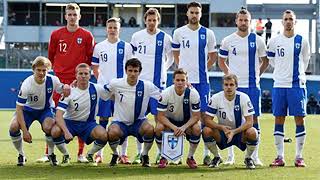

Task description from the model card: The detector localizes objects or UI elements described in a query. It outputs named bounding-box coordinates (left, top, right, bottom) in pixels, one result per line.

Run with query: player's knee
left=192, top=123, right=201, bottom=136
left=143, top=123, right=154, bottom=135
left=154, top=123, right=165, bottom=136
left=9, top=119, right=20, bottom=132
left=107, top=128, right=120, bottom=141
left=245, top=127, right=258, bottom=140
left=202, top=127, right=212, bottom=137
left=42, top=122, right=54, bottom=135
left=51, top=125, right=62, bottom=138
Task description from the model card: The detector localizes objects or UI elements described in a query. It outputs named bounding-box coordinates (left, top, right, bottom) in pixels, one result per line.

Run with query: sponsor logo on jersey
left=77, top=38, right=82, bottom=44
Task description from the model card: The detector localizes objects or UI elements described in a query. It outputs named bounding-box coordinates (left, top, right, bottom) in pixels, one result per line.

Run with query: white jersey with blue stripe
left=172, top=25, right=217, bottom=83
left=219, top=33, right=267, bottom=88
left=16, top=74, right=63, bottom=110
left=206, top=91, right=255, bottom=129
left=104, top=78, right=160, bottom=125
left=157, top=85, right=200, bottom=122
left=267, top=34, right=310, bottom=88
left=92, top=39, right=133, bottom=85
left=57, top=83, right=108, bottom=122
left=131, top=29, right=173, bottom=89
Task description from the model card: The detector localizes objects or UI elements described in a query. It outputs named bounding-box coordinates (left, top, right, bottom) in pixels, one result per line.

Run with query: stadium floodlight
left=145, top=5, right=175, bottom=8
left=45, top=3, right=69, bottom=7
left=79, top=4, right=109, bottom=7
left=114, top=4, right=141, bottom=8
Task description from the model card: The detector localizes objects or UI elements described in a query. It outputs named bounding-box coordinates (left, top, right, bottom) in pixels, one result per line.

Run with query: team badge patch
left=183, top=99, right=189, bottom=104
left=47, top=88, right=53, bottom=93
left=250, top=42, right=255, bottom=48
left=91, top=94, right=96, bottom=100
left=77, top=38, right=82, bottom=44
left=157, top=40, right=163, bottom=46
left=118, top=49, right=123, bottom=54
left=295, top=43, right=301, bottom=49
left=137, top=91, right=143, bottom=97
left=234, top=105, right=240, bottom=111
left=200, top=34, right=206, bottom=40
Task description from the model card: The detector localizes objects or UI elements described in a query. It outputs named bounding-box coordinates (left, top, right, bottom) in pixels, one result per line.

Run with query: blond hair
left=65, top=3, right=80, bottom=13
left=32, top=56, right=52, bottom=70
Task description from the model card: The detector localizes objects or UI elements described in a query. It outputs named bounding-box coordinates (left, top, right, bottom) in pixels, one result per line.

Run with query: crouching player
left=107, top=58, right=160, bottom=167
left=202, top=74, right=258, bottom=169
left=155, top=68, right=201, bottom=169
left=9, top=56, right=70, bottom=166
left=50, top=63, right=108, bottom=166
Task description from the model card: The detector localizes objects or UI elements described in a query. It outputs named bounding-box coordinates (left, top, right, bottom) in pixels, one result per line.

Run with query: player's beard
left=189, top=18, right=199, bottom=25
left=238, top=25, right=248, bottom=32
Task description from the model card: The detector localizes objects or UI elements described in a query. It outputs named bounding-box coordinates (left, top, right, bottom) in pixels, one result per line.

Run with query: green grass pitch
left=0, top=111, right=319, bottom=179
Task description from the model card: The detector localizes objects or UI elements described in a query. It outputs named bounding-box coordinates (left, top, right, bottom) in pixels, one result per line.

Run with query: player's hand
left=70, top=80, right=77, bottom=88
left=64, top=131, right=74, bottom=142
left=225, top=130, right=235, bottom=143
left=221, top=125, right=231, bottom=134
left=62, top=84, right=71, bottom=97
left=173, top=127, right=185, bottom=137
left=186, top=82, right=193, bottom=88
left=22, top=131, right=32, bottom=143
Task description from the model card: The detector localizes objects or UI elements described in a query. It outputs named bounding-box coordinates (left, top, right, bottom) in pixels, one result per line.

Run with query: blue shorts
left=64, top=119, right=98, bottom=145
left=237, top=87, right=261, bottom=117
left=145, top=98, right=158, bottom=115
left=97, top=99, right=114, bottom=118
left=22, top=107, right=54, bottom=130
left=111, top=119, right=146, bottom=144
left=216, top=130, right=246, bottom=151
left=272, top=88, right=307, bottom=116
left=192, top=83, right=210, bottom=112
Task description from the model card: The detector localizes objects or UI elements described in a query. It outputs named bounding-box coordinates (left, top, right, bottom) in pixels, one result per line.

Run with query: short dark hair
left=223, top=74, right=238, bottom=87
left=173, top=68, right=187, bottom=79
left=75, top=63, right=90, bottom=73
left=283, top=9, right=296, bottom=18
left=187, top=1, right=202, bottom=9
left=236, top=7, right=251, bottom=19
left=125, top=58, right=142, bottom=72
left=144, top=8, right=160, bottom=21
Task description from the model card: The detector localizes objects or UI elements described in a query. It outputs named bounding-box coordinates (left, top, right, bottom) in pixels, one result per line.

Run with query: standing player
left=172, top=1, right=218, bottom=165
left=130, top=8, right=173, bottom=164
left=9, top=56, right=70, bottom=166
left=203, top=74, right=258, bottom=169
left=106, top=58, right=160, bottom=167
left=50, top=63, right=109, bottom=166
left=218, top=8, right=268, bottom=166
left=37, top=3, right=95, bottom=163
left=268, top=10, right=310, bottom=167
left=92, top=17, right=133, bottom=164
left=155, top=69, right=201, bottom=169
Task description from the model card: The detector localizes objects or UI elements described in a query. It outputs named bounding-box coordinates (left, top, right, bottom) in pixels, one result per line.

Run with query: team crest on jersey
left=137, top=91, right=143, bottom=97
left=200, top=34, right=206, bottom=40
left=168, top=135, right=178, bottom=149
left=247, top=101, right=253, bottom=109
left=157, top=40, right=163, bottom=46
left=250, top=42, right=255, bottom=48
left=91, top=94, right=96, bottom=100
left=183, top=99, right=189, bottom=104
left=77, top=38, right=82, bottom=44
left=118, top=49, right=123, bottom=54
left=47, top=88, right=52, bottom=93
left=295, top=43, right=301, bottom=49
left=234, top=105, right=240, bottom=111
